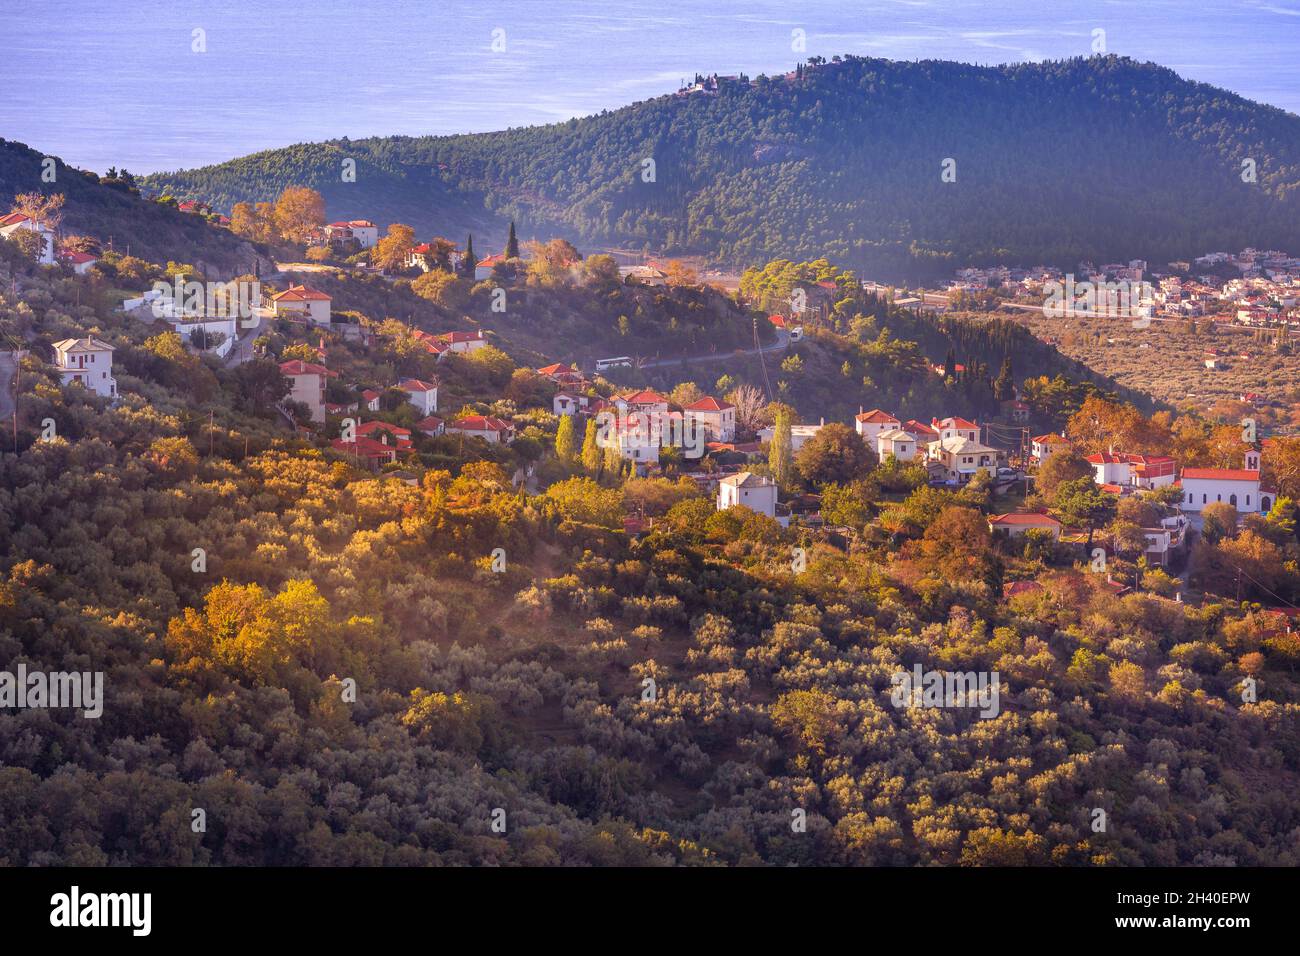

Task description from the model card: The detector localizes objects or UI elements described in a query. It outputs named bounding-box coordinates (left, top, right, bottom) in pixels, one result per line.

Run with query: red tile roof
left=619, top=389, right=669, bottom=405
left=398, top=378, right=438, bottom=392
left=988, top=512, right=1061, bottom=527
left=855, top=408, right=899, bottom=424
left=934, top=416, right=979, bottom=430
left=437, top=330, right=486, bottom=343
left=331, top=436, right=397, bottom=459
left=279, top=359, right=335, bottom=377
left=273, top=284, right=331, bottom=302
left=1181, top=468, right=1260, bottom=481
left=448, top=415, right=512, bottom=432
left=357, top=420, right=411, bottom=439
left=684, top=396, right=735, bottom=412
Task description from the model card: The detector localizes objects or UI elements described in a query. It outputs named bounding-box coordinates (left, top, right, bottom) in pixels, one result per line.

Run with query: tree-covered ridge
left=0, top=139, right=270, bottom=279
left=143, top=56, right=1300, bottom=278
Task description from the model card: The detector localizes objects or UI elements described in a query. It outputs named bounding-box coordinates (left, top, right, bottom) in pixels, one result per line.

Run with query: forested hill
left=142, top=55, right=1300, bottom=279
left=0, top=139, right=271, bottom=278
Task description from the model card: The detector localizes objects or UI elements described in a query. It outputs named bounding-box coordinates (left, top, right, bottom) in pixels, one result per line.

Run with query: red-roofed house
left=538, top=362, right=583, bottom=385
left=988, top=512, right=1062, bottom=540
left=356, top=420, right=413, bottom=451
left=437, top=329, right=489, bottom=354
left=614, top=389, right=670, bottom=417
left=360, top=388, right=382, bottom=412
left=397, top=378, right=439, bottom=415
left=415, top=416, right=445, bottom=437
left=279, top=359, right=337, bottom=423
left=474, top=254, right=507, bottom=280
left=1031, top=433, right=1071, bottom=463
left=0, top=212, right=55, bottom=264
left=271, top=284, right=332, bottom=326
left=933, top=417, right=980, bottom=443
left=327, top=220, right=378, bottom=248
left=854, top=408, right=901, bottom=443
left=553, top=391, right=588, bottom=416
left=57, top=249, right=99, bottom=274
left=1086, top=452, right=1177, bottom=490
left=904, top=419, right=940, bottom=443
left=331, top=436, right=397, bottom=469
left=446, top=415, right=514, bottom=443
left=411, top=329, right=449, bottom=358
left=683, top=396, right=736, bottom=442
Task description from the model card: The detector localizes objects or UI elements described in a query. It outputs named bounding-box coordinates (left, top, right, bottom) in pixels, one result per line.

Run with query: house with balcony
left=52, top=337, right=117, bottom=398
left=932, top=435, right=999, bottom=483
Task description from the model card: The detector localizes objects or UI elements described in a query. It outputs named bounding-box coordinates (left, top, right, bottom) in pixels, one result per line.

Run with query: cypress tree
left=462, top=234, right=476, bottom=277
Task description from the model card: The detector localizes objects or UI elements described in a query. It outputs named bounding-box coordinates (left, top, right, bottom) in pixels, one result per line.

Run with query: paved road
left=636, top=327, right=790, bottom=370
left=226, top=313, right=266, bottom=367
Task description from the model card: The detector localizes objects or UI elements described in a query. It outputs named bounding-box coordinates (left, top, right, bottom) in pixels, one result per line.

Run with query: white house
left=611, top=416, right=662, bottom=463
left=437, top=330, right=489, bottom=354
left=1180, top=456, right=1265, bottom=514
left=614, top=389, right=670, bottom=418
left=717, top=472, right=778, bottom=518
left=0, top=213, right=56, bottom=264
left=415, top=415, right=445, bottom=437
left=932, top=435, right=999, bottom=483
left=58, top=249, right=99, bottom=274
left=327, top=220, right=379, bottom=248
left=758, top=420, right=824, bottom=453
left=1087, top=452, right=1178, bottom=490
left=446, top=415, right=514, bottom=444
left=554, top=391, right=587, bottom=416
left=397, top=378, right=438, bottom=416
left=854, top=408, right=901, bottom=444
left=683, top=396, right=737, bottom=442
left=279, top=359, right=335, bottom=423
left=52, top=337, right=116, bottom=398
left=933, top=416, right=980, bottom=444
left=1086, top=452, right=1131, bottom=486
left=271, top=284, right=332, bottom=326
left=474, top=254, right=507, bottom=281
left=988, top=512, right=1062, bottom=540
left=1031, top=433, right=1071, bottom=463
left=876, top=428, right=918, bottom=462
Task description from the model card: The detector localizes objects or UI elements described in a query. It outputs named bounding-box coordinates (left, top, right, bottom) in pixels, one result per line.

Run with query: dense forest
left=2, top=218, right=1300, bottom=867
left=143, top=56, right=1300, bottom=279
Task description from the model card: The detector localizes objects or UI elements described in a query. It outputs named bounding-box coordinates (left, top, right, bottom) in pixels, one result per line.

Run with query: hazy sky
left=1, top=0, right=1297, bottom=174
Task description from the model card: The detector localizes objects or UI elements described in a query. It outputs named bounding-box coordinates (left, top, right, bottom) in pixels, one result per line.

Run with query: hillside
left=4, top=227, right=1300, bottom=868
left=0, top=138, right=272, bottom=278
left=143, top=56, right=1300, bottom=279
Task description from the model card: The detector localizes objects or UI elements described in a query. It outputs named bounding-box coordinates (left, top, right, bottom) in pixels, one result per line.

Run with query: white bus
left=595, top=356, right=633, bottom=372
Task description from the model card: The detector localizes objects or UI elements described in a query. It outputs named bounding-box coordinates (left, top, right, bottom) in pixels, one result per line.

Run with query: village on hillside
left=3, top=184, right=1298, bottom=622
